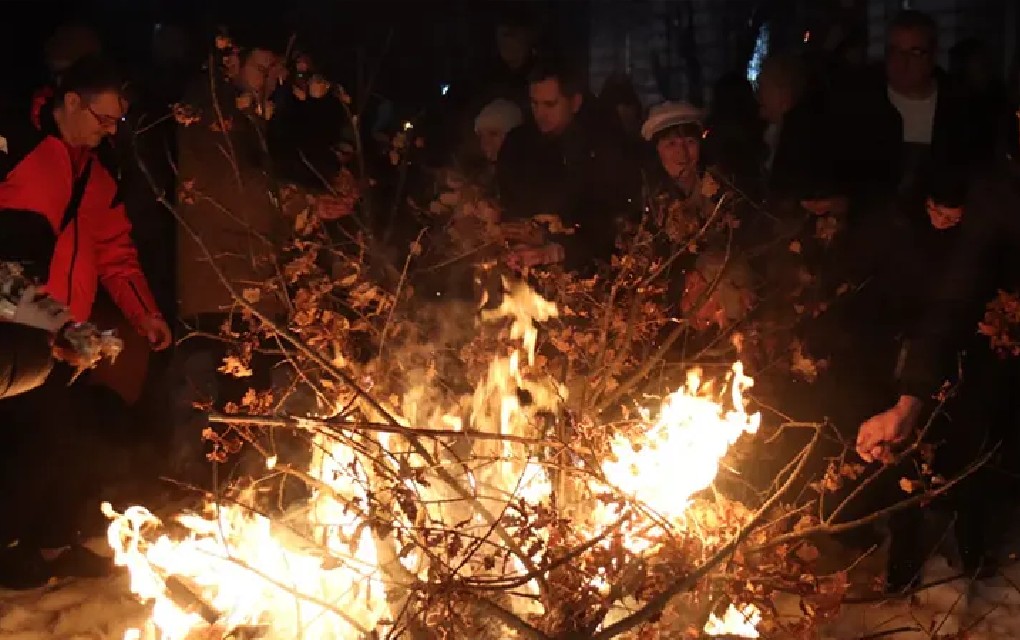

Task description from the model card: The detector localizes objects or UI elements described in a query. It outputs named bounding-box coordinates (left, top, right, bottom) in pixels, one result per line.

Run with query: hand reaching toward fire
left=856, top=395, right=923, bottom=463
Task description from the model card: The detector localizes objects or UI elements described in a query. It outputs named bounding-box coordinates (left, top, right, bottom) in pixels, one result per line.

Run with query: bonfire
left=104, top=281, right=762, bottom=639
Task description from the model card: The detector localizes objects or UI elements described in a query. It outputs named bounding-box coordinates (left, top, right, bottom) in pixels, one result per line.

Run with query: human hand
left=856, top=395, right=923, bottom=463
left=309, top=74, right=331, bottom=99
left=926, top=198, right=963, bottom=230
left=138, top=315, right=172, bottom=351
left=11, top=286, right=72, bottom=333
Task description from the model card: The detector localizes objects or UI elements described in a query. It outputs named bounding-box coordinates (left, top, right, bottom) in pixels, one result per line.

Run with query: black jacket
left=496, top=101, right=641, bottom=270
left=899, top=162, right=1020, bottom=397
left=0, top=323, right=53, bottom=400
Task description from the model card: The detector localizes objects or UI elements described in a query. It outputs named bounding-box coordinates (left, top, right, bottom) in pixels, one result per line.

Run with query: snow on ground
left=819, top=555, right=1020, bottom=639
left=0, top=538, right=145, bottom=640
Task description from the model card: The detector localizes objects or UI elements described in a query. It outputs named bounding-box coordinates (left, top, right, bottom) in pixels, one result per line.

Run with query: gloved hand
left=11, top=286, right=72, bottom=333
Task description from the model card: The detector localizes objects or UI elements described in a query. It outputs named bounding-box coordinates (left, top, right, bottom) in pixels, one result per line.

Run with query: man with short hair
left=496, top=59, right=640, bottom=271
left=0, top=54, right=169, bottom=350
left=0, top=55, right=168, bottom=589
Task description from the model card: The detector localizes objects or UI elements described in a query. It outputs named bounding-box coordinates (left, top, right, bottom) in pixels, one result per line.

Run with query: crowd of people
left=0, top=6, right=1018, bottom=601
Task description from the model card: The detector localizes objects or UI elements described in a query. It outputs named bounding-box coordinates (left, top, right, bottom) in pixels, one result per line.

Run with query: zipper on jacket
left=127, top=279, right=152, bottom=314
left=66, top=214, right=79, bottom=312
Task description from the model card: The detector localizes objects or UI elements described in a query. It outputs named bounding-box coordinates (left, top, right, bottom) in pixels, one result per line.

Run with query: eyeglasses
left=85, top=104, right=125, bottom=129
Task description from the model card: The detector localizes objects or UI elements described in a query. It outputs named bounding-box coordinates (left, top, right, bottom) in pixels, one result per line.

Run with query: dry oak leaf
left=899, top=477, right=922, bottom=494
left=700, top=173, right=720, bottom=198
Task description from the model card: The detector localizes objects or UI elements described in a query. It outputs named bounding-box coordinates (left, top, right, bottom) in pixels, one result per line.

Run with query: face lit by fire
left=61, top=89, right=124, bottom=148
left=656, top=129, right=701, bottom=181
left=529, top=78, right=581, bottom=136
left=240, top=49, right=283, bottom=95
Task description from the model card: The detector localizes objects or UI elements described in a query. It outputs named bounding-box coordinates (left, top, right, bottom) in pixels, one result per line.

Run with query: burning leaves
left=105, top=279, right=786, bottom=640
left=979, top=289, right=1020, bottom=357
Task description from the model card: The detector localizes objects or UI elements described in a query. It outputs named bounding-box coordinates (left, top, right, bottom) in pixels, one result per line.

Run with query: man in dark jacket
left=496, top=59, right=640, bottom=271
left=855, top=158, right=1020, bottom=589
left=833, top=10, right=973, bottom=212
left=857, top=163, right=1020, bottom=459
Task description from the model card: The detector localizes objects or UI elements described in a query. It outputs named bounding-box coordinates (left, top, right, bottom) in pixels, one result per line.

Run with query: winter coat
left=830, top=66, right=972, bottom=209
left=496, top=101, right=641, bottom=271
left=900, top=161, right=1020, bottom=398
left=0, top=95, right=160, bottom=332
left=176, top=73, right=288, bottom=318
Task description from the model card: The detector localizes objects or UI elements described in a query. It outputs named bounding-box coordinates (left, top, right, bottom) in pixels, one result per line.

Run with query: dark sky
left=0, top=0, right=566, bottom=108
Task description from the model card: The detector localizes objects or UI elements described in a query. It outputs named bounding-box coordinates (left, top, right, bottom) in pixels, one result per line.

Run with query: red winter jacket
left=0, top=92, right=160, bottom=332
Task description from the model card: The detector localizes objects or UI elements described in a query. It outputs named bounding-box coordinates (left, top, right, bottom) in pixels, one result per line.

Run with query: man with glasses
left=0, top=54, right=168, bottom=351
left=883, top=10, right=971, bottom=209
left=0, top=54, right=170, bottom=588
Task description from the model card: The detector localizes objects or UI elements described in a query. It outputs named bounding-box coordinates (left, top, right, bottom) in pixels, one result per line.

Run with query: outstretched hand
left=138, top=315, right=172, bottom=351
left=856, top=396, right=923, bottom=463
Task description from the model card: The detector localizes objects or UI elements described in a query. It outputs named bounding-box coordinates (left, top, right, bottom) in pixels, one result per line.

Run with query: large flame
left=105, top=280, right=761, bottom=638
left=104, top=431, right=388, bottom=639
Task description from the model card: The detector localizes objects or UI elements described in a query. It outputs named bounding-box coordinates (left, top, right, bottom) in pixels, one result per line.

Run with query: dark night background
left=2, top=0, right=1018, bottom=113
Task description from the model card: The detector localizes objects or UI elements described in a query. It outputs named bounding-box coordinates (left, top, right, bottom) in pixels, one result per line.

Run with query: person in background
left=835, top=10, right=971, bottom=214
left=463, top=97, right=522, bottom=189
left=598, top=72, right=643, bottom=140
left=442, top=6, right=540, bottom=169
left=855, top=124, right=1020, bottom=590
left=641, top=101, right=705, bottom=199
left=757, top=53, right=841, bottom=210
left=497, top=58, right=640, bottom=272
left=702, top=71, right=764, bottom=195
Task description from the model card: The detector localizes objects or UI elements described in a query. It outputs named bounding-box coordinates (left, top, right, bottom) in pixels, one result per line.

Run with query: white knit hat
left=640, top=101, right=704, bottom=141
left=474, top=98, right=524, bottom=134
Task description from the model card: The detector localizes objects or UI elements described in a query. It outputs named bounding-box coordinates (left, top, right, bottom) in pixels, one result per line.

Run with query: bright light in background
left=746, top=23, right=770, bottom=85
left=403, top=121, right=413, bottom=131
left=440, top=83, right=450, bottom=96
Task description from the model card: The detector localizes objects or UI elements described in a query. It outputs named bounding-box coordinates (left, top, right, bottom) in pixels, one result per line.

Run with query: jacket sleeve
left=898, top=176, right=1008, bottom=398
left=0, top=322, right=53, bottom=399
left=85, top=165, right=162, bottom=330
